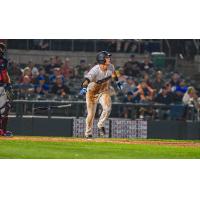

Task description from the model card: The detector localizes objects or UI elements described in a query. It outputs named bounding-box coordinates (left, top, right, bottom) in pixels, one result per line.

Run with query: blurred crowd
left=8, top=53, right=200, bottom=119
left=9, top=56, right=86, bottom=100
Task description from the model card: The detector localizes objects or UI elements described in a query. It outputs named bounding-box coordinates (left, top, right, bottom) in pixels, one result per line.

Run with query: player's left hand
left=79, top=87, right=87, bottom=95
left=116, top=81, right=123, bottom=90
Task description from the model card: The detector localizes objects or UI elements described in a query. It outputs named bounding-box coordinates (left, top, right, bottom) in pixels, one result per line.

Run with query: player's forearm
left=81, top=78, right=90, bottom=88
left=112, top=71, right=119, bottom=82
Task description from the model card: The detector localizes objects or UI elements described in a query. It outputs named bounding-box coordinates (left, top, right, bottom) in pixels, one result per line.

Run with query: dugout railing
left=11, top=100, right=198, bottom=122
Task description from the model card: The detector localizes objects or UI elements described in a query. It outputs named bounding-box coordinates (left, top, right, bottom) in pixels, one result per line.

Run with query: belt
left=96, top=76, right=111, bottom=84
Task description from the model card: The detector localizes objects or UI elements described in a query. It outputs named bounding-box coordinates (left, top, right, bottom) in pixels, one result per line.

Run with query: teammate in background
left=79, top=51, right=122, bottom=138
left=0, top=43, right=13, bottom=136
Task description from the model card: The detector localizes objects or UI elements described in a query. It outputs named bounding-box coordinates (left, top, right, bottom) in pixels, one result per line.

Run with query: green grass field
left=0, top=137, right=200, bottom=158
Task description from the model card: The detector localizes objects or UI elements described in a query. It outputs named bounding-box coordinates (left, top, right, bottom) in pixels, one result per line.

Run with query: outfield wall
left=7, top=116, right=200, bottom=140
left=8, top=116, right=73, bottom=137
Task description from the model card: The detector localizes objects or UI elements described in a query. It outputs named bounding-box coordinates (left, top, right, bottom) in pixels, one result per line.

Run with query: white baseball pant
left=85, top=91, right=111, bottom=136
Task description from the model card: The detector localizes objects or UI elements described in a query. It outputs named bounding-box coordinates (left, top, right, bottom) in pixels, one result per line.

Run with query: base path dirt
left=0, top=136, right=200, bottom=148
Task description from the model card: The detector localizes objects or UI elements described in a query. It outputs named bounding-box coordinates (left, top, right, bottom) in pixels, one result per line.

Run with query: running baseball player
left=80, top=51, right=122, bottom=138
left=0, top=42, right=13, bottom=136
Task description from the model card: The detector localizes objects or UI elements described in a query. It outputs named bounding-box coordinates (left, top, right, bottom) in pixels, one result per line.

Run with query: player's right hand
left=79, top=87, right=87, bottom=95
left=116, top=81, right=123, bottom=90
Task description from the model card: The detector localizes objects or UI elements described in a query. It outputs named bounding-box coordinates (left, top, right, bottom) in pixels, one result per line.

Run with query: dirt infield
left=0, top=136, right=200, bottom=147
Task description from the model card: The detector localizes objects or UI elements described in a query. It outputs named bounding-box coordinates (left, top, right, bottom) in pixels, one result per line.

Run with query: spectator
left=155, top=86, right=174, bottom=105
left=43, top=58, right=53, bottom=75
left=154, top=86, right=174, bottom=119
left=123, top=91, right=139, bottom=103
left=49, top=67, right=64, bottom=85
left=122, top=77, right=137, bottom=94
left=123, top=54, right=140, bottom=77
left=164, top=82, right=177, bottom=101
left=173, top=79, right=188, bottom=103
left=35, top=67, right=49, bottom=84
left=136, top=80, right=154, bottom=103
left=52, top=56, right=62, bottom=68
left=51, top=75, right=70, bottom=97
left=19, top=67, right=32, bottom=83
left=165, top=82, right=173, bottom=93
left=27, top=60, right=39, bottom=76
left=31, top=69, right=39, bottom=85
left=83, top=63, right=92, bottom=77
left=23, top=66, right=32, bottom=77
left=61, top=58, right=74, bottom=79
left=152, top=71, right=165, bottom=92
left=183, top=87, right=199, bottom=108
left=174, top=79, right=188, bottom=93
left=140, top=56, right=154, bottom=73
left=34, top=76, right=49, bottom=95
left=135, top=80, right=155, bottom=119
left=143, top=72, right=153, bottom=88
left=75, top=59, right=88, bottom=78
left=182, top=86, right=200, bottom=120
left=8, top=61, right=22, bottom=83
left=18, top=75, right=34, bottom=95
left=115, top=67, right=127, bottom=83
left=170, top=72, right=180, bottom=88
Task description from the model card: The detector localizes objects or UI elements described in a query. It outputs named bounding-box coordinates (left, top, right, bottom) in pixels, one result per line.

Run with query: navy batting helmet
left=96, top=51, right=112, bottom=64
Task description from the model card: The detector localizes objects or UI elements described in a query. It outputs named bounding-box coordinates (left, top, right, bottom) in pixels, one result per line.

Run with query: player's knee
left=103, top=105, right=111, bottom=113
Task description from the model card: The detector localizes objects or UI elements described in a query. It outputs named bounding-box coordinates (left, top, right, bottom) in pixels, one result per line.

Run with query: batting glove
left=116, top=81, right=123, bottom=90
left=79, top=87, right=87, bottom=95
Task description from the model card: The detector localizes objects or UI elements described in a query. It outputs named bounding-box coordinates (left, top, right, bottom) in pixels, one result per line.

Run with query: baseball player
left=80, top=51, right=122, bottom=138
left=0, top=42, right=13, bottom=136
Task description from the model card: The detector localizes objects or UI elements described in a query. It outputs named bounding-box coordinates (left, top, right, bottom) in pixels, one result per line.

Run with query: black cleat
left=85, top=134, right=93, bottom=139
left=98, top=127, right=106, bottom=137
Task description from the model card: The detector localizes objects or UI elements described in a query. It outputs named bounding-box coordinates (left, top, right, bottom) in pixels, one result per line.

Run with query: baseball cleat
left=98, top=127, right=106, bottom=137
left=85, top=134, right=93, bottom=139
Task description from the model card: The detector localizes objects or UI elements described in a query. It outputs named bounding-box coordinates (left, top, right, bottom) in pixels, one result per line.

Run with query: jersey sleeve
left=84, top=67, right=97, bottom=82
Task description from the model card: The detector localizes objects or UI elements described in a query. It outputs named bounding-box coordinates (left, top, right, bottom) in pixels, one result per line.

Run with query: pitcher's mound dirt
left=0, top=136, right=200, bottom=147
